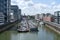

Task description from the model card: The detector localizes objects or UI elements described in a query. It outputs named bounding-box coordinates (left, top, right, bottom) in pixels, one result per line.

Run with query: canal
left=0, top=24, right=60, bottom=40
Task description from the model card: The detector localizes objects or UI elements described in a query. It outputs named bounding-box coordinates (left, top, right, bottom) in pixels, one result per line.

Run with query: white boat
left=17, top=26, right=29, bottom=32
left=40, top=22, right=44, bottom=25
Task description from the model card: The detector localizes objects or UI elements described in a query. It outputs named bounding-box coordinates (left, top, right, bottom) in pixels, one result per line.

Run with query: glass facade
left=11, top=5, right=19, bottom=21
left=0, top=12, right=4, bottom=25
left=54, top=11, right=60, bottom=24
left=0, top=0, right=11, bottom=23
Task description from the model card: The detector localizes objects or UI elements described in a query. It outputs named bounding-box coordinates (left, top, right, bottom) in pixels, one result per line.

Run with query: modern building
left=18, top=9, right=21, bottom=20
left=54, top=11, right=60, bottom=24
left=11, top=5, right=19, bottom=21
left=9, top=10, right=15, bottom=22
left=0, top=0, right=11, bottom=23
left=0, top=12, right=5, bottom=25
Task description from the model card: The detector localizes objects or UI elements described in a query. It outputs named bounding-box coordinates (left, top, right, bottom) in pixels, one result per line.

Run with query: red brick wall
left=43, top=16, right=52, bottom=22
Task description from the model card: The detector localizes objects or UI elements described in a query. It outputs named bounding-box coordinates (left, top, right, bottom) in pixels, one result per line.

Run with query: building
left=18, top=9, right=21, bottom=20
left=0, top=0, right=11, bottom=23
left=35, top=13, right=45, bottom=21
left=0, top=12, right=5, bottom=25
left=40, top=13, right=45, bottom=21
left=9, top=10, right=15, bottom=22
left=35, top=14, right=40, bottom=21
left=43, top=13, right=54, bottom=22
left=11, top=5, right=19, bottom=21
left=54, top=11, right=60, bottom=24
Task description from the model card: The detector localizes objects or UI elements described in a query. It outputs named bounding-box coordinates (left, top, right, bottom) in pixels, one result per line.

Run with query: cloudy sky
left=11, top=0, right=60, bottom=15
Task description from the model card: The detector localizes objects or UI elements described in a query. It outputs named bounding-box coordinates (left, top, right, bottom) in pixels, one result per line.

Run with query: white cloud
left=52, top=5, right=60, bottom=12
left=11, top=0, right=60, bottom=15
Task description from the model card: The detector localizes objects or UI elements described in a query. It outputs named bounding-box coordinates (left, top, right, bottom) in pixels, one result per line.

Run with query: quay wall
left=44, top=21, right=60, bottom=34
left=0, top=20, right=20, bottom=33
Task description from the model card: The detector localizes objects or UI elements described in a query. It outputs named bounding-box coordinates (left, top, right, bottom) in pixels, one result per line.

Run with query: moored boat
left=30, top=27, right=38, bottom=32
left=17, top=26, right=29, bottom=33
left=40, top=21, right=44, bottom=25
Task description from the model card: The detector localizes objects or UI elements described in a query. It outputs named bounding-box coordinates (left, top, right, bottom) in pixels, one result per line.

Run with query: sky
left=11, top=0, right=60, bottom=15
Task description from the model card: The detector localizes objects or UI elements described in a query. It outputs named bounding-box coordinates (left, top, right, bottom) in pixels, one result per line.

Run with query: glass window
left=59, top=12, right=60, bottom=16
left=54, top=12, right=57, bottom=16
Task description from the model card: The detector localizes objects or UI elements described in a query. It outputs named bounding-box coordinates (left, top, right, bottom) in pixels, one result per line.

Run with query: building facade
left=0, top=12, right=5, bottom=25
left=40, top=13, right=45, bottom=21
left=43, top=13, right=54, bottom=22
left=43, top=15, right=53, bottom=22
left=18, top=9, right=21, bottom=20
left=0, top=0, right=11, bottom=23
left=9, top=10, right=15, bottom=22
left=11, top=5, right=19, bottom=21
left=35, top=14, right=40, bottom=21
left=35, top=13, right=46, bottom=21
left=54, top=11, right=60, bottom=24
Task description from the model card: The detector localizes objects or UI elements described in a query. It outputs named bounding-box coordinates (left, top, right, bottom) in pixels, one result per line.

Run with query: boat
left=30, top=27, right=38, bottom=32
left=17, top=29, right=29, bottom=33
left=40, top=21, right=44, bottom=25
left=17, top=26, right=29, bottom=33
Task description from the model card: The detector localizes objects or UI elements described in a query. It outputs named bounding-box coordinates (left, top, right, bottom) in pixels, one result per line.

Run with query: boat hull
left=30, top=28, right=38, bottom=32
left=18, top=30, right=29, bottom=33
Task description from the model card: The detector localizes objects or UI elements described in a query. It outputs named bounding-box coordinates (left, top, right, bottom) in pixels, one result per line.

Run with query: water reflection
left=0, top=31, right=11, bottom=40
left=17, top=32, right=38, bottom=40
left=0, top=25, right=60, bottom=40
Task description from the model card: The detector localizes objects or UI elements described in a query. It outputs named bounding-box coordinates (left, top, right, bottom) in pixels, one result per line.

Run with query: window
left=59, top=12, right=60, bottom=16
left=54, top=12, right=57, bottom=16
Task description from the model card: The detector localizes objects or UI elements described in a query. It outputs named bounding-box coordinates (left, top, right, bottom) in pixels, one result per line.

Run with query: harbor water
left=0, top=25, right=60, bottom=40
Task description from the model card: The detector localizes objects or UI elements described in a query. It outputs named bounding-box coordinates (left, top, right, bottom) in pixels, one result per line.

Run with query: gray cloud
left=24, top=0, right=30, bottom=1
left=28, top=3, right=34, bottom=7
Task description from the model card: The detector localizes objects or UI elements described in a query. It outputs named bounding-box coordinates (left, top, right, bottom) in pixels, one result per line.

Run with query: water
left=0, top=25, right=60, bottom=40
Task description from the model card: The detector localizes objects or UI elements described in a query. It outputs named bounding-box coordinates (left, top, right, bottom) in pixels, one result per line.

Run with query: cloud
left=52, top=5, right=60, bottom=12
left=11, top=0, right=60, bottom=15
left=11, top=0, right=17, bottom=5
left=24, top=0, right=31, bottom=1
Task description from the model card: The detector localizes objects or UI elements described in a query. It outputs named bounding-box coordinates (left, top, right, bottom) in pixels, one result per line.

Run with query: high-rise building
left=11, top=5, right=19, bottom=21
left=54, top=11, right=60, bottom=24
left=0, top=12, right=4, bottom=25
left=18, top=9, right=21, bottom=20
left=9, top=10, right=15, bottom=22
left=0, top=0, right=11, bottom=23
